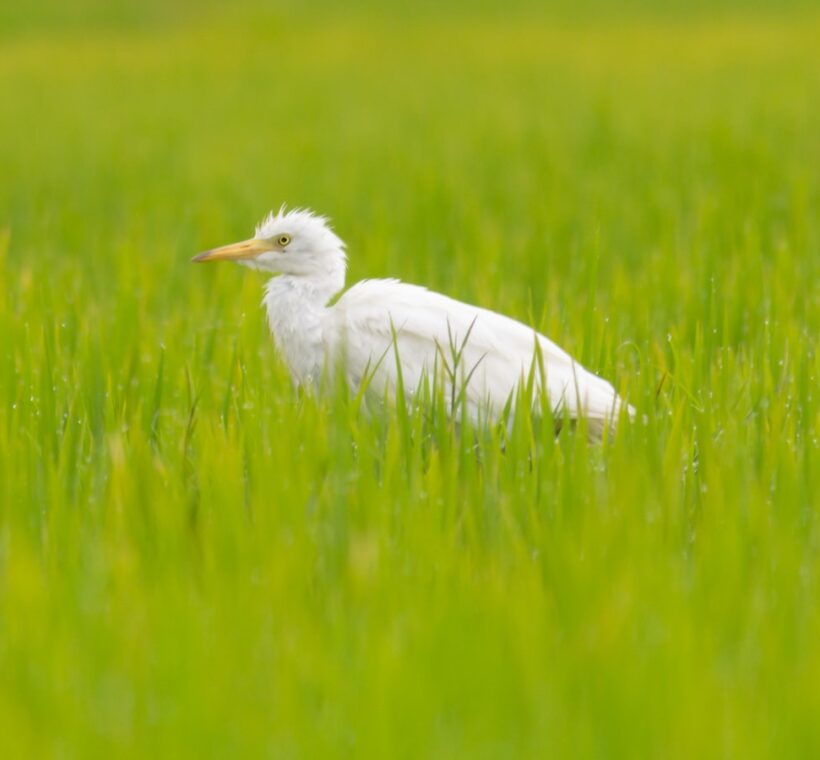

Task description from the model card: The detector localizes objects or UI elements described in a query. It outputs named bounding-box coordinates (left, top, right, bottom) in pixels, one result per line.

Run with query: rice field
left=1, top=1, right=819, bottom=756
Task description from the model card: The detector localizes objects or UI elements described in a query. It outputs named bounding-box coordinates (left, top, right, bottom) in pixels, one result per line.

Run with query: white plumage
left=194, top=208, right=631, bottom=434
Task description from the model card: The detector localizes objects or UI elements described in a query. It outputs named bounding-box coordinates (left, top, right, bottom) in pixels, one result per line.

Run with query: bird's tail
left=583, top=395, right=635, bottom=441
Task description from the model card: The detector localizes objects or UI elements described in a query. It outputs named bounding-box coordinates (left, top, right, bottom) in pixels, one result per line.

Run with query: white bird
left=193, top=208, right=631, bottom=436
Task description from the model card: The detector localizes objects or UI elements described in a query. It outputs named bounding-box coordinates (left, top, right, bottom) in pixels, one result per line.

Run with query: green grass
left=1, top=2, right=819, bottom=756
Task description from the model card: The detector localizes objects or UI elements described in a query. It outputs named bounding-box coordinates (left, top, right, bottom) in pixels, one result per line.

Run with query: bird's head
left=192, top=207, right=346, bottom=277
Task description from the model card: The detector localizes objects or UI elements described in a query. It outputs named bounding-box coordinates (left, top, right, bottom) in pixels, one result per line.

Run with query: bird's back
left=325, top=278, right=628, bottom=432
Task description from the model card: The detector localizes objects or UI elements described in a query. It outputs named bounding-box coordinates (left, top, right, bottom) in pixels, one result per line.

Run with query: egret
left=193, top=208, right=631, bottom=435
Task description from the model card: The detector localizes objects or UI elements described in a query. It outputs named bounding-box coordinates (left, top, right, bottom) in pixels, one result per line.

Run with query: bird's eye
left=277, top=234, right=292, bottom=247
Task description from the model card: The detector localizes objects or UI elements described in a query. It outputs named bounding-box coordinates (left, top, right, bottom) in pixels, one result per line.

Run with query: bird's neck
left=267, top=258, right=346, bottom=311
left=262, top=264, right=345, bottom=384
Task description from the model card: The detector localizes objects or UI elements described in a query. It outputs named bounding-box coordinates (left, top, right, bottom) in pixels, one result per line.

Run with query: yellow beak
left=192, top=237, right=275, bottom=263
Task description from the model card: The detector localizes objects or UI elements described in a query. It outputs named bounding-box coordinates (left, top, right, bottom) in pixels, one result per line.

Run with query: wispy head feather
left=255, top=206, right=345, bottom=254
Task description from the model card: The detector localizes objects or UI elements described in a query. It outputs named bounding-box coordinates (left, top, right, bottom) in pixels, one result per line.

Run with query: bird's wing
left=326, top=279, right=626, bottom=422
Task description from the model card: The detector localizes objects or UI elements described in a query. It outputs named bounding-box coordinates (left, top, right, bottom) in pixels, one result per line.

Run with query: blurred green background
left=1, top=1, right=818, bottom=757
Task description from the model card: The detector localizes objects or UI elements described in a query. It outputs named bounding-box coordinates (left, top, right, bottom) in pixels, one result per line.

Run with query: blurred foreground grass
left=1, top=2, right=819, bottom=757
